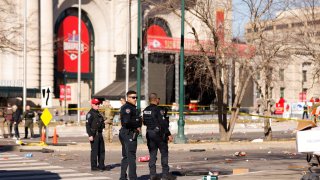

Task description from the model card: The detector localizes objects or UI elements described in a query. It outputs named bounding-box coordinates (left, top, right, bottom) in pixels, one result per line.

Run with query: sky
left=232, top=0, right=250, bottom=39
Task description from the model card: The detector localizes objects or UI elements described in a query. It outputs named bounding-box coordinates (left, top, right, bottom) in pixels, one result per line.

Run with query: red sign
left=216, top=10, right=224, bottom=43
left=60, top=85, right=71, bottom=101
left=299, top=92, right=307, bottom=102
left=274, top=103, right=284, bottom=115
left=147, top=35, right=215, bottom=54
left=57, top=16, right=90, bottom=73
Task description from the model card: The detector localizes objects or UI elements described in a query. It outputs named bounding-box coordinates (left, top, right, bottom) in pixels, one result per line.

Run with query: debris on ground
left=233, top=168, right=249, bottom=175
left=20, top=148, right=54, bottom=153
left=234, top=151, right=246, bottom=157
left=283, top=151, right=297, bottom=156
left=24, top=153, right=33, bottom=158
left=138, top=155, right=150, bottom=162
left=251, top=138, right=264, bottom=143
left=225, top=158, right=233, bottom=163
left=190, top=149, right=206, bottom=152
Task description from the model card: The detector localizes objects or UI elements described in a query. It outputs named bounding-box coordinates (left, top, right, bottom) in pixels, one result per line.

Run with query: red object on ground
left=138, top=155, right=150, bottom=162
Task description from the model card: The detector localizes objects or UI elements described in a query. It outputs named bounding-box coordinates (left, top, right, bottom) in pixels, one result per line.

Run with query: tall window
left=280, top=87, right=285, bottom=98
left=256, top=88, right=261, bottom=98
left=303, top=70, right=307, bottom=82
left=279, top=69, right=284, bottom=81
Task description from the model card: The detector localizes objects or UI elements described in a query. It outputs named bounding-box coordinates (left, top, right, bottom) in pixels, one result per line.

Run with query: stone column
left=26, top=0, right=40, bottom=88
left=40, top=0, right=54, bottom=88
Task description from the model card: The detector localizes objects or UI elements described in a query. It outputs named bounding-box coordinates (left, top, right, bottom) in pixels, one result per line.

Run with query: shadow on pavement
left=0, top=145, right=18, bottom=152
left=0, top=170, right=61, bottom=179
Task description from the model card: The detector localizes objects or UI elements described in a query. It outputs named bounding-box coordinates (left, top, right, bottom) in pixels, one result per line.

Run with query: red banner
left=216, top=10, right=225, bottom=43
left=147, top=36, right=214, bottom=54
left=299, top=92, right=307, bottom=102
left=57, top=16, right=90, bottom=73
left=60, top=85, right=71, bottom=101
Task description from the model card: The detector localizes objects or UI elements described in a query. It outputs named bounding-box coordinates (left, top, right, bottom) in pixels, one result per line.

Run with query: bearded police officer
left=119, top=90, right=142, bottom=180
left=86, top=99, right=106, bottom=172
left=143, top=93, right=173, bottom=180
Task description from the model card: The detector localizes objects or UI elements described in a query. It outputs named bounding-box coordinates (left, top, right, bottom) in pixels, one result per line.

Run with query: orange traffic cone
left=52, top=127, right=58, bottom=145
left=41, top=129, right=46, bottom=143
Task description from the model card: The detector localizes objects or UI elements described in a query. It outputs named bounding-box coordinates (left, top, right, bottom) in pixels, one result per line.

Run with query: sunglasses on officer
left=129, top=96, right=137, bottom=99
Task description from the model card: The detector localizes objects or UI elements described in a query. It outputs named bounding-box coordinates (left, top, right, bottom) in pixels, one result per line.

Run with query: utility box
left=296, top=127, right=320, bottom=153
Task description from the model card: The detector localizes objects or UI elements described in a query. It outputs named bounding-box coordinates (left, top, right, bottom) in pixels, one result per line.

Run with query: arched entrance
left=54, top=7, right=95, bottom=112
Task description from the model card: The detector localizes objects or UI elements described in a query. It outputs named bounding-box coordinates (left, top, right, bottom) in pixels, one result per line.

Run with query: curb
left=16, top=140, right=297, bottom=152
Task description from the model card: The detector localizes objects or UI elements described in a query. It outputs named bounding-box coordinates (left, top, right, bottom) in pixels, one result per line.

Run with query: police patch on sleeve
left=125, top=108, right=131, bottom=114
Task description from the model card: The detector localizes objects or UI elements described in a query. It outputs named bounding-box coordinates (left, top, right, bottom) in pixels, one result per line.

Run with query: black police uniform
left=119, top=102, right=142, bottom=180
left=86, top=108, right=105, bottom=170
left=143, top=104, right=171, bottom=179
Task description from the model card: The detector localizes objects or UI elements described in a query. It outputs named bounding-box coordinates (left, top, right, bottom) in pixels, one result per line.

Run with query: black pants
left=119, top=127, right=138, bottom=180
left=38, top=120, right=45, bottom=137
left=146, top=130, right=169, bottom=177
left=90, top=132, right=105, bottom=169
left=302, top=112, right=309, bottom=119
left=8, top=121, right=13, bottom=137
left=14, top=122, right=19, bottom=138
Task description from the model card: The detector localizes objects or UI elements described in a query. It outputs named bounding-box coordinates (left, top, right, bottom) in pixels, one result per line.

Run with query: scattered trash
left=202, top=175, right=218, bottom=180
left=234, top=151, right=246, bottom=157
left=190, top=149, right=206, bottom=152
left=268, top=151, right=272, bottom=154
left=24, top=153, right=33, bottom=158
left=251, top=138, right=264, bottom=143
left=20, top=148, right=54, bottom=153
left=283, top=151, right=296, bottom=156
left=204, top=157, right=208, bottom=161
left=225, top=158, right=233, bottom=163
left=138, top=155, right=150, bottom=162
left=208, top=171, right=219, bottom=176
left=176, top=165, right=182, bottom=169
left=233, top=168, right=249, bottom=175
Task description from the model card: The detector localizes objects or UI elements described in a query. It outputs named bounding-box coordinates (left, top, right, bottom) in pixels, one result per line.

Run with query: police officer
left=86, top=98, right=106, bottom=171
left=143, top=93, right=173, bottom=180
left=23, top=105, right=35, bottom=139
left=119, top=90, right=142, bottom=180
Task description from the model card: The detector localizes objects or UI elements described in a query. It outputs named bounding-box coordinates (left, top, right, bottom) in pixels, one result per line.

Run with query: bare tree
left=0, top=1, right=23, bottom=52
left=143, top=0, right=259, bottom=141
left=242, top=0, right=294, bottom=140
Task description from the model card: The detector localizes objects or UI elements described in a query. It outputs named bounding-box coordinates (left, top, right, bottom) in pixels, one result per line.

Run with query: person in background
left=12, top=105, right=22, bottom=140
left=302, top=102, right=309, bottom=119
left=4, top=103, right=14, bottom=138
left=37, top=107, right=45, bottom=138
left=86, top=99, right=107, bottom=172
left=0, top=108, right=5, bottom=138
left=23, top=105, right=35, bottom=139
left=103, top=100, right=114, bottom=143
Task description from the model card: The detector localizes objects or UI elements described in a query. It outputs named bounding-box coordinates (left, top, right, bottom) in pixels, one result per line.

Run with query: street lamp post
left=63, top=69, right=67, bottom=116
left=175, top=0, right=187, bottom=144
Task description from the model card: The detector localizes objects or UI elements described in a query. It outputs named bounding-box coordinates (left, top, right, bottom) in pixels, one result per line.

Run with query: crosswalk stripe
left=0, top=157, right=24, bottom=160
left=0, top=154, right=18, bottom=157
left=1, top=165, right=63, bottom=171
left=0, top=160, right=38, bottom=164
left=64, top=177, right=112, bottom=180
left=0, top=162, right=49, bottom=168
left=1, top=173, right=96, bottom=180
left=0, top=153, right=112, bottom=180
left=0, top=169, right=77, bottom=177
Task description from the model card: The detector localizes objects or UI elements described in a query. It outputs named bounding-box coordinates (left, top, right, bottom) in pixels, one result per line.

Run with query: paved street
left=0, top=146, right=312, bottom=180
left=0, top=121, right=316, bottom=179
